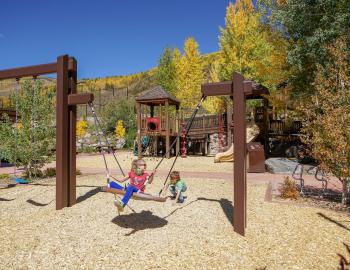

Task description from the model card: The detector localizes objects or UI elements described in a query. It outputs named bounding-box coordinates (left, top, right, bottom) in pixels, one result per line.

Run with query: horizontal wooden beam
left=202, top=79, right=262, bottom=99
left=68, top=93, right=94, bottom=106
left=243, top=80, right=253, bottom=95
left=0, top=63, right=57, bottom=80
left=0, top=57, right=77, bottom=80
left=136, top=99, right=180, bottom=106
left=201, top=81, right=233, bottom=97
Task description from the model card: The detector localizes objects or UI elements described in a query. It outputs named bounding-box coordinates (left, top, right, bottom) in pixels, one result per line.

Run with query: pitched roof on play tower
left=136, top=86, right=180, bottom=105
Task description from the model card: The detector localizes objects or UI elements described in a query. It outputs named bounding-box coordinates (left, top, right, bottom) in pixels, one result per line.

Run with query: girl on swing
left=108, top=159, right=155, bottom=212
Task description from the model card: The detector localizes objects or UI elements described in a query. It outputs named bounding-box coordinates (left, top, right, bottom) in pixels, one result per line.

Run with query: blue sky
left=0, top=0, right=231, bottom=79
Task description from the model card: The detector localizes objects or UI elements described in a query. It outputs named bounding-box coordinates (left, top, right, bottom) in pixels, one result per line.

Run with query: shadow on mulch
left=301, top=185, right=342, bottom=202
left=317, top=212, right=350, bottom=232
left=26, top=199, right=53, bottom=207
left=197, top=197, right=234, bottom=225
left=111, top=210, right=168, bottom=236
left=163, top=197, right=234, bottom=226
left=0, top=183, right=17, bottom=189
left=76, top=187, right=101, bottom=204
left=0, top=197, right=15, bottom=201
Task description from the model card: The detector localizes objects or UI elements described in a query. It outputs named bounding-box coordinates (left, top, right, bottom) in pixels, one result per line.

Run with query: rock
left=265, top=158, right=299, bottom=174
left=115, top=138, right=126, bottom=149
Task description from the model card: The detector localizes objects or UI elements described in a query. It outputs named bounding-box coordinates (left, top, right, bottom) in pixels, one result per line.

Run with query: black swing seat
left=101, top=186, right=167, bottom=202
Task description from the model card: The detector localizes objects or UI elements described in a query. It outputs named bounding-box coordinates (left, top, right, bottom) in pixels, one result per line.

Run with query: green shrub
left=100, top=98, right=136, bottom=148
left=78, top=146, right=97, bottom=154
left=280, top=176, right=299, bottom=200
left=44, top=167, right=56, bottom=177
left=0, top=80, right=55, bottom=177
left=0, top=173, right=10, bottom=179
left=23, top=168, right=44, bottom=179
left=125, top=127, right=136, bottom=148
left=41, top=167, right=81, bottom=177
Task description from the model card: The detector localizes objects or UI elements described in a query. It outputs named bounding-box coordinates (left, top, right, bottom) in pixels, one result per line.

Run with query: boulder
left=265, top=158, right=299, bottom=174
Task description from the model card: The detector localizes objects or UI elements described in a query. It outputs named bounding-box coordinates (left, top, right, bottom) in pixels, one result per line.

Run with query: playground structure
left=214, top=124, right=260, bottom=163
left=0, top=108, right=16, bottom=122
left=0, top=55, right=94, bottom=210
left=187, top=89, right=269, bottom=156
left=136, top=86, right=181, bottom=159
left=185, top=112, right=229, bottom=155
left=134, top=82, right=305, bottom=159
left=135, top=83, right=276, bottom=159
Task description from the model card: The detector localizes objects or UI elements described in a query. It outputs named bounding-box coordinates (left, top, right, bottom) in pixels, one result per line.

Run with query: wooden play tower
left=136, top=86, right=180, bottom=159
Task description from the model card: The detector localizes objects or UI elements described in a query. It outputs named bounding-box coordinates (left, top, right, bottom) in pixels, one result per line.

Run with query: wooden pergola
left=136, top=86, right=181, bottom=159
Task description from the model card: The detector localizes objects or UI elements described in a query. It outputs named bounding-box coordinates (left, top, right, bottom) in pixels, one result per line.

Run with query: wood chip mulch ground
left=1, top=172, right=350, bottom=269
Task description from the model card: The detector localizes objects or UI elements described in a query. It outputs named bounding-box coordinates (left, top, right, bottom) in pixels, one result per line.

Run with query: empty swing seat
left=15, top=178, right=29, bottom=184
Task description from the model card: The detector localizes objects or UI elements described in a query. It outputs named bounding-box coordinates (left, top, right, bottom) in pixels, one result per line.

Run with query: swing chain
left=158, top=95, right=207, bottom=195
left=88, top=102, right=125, bottom=179
left=13, top=78, right=20, bottom=178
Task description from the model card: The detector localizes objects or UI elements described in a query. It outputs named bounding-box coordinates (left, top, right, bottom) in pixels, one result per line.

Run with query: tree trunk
left=342, top=178, right=350, bottom=205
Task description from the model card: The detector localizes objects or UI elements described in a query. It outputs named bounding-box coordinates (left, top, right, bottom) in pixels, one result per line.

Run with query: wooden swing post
left=201, top=72, right=267, bottom=236
left=0, top=55, right=94, bottom=210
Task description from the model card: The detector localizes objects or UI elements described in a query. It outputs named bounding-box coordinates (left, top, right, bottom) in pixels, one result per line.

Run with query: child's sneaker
left=114, top=199, right=124, bottom=212
left=178, top=198, right=185, bottom=203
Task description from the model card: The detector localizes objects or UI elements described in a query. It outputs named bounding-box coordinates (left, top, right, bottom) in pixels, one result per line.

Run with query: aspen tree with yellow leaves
left=174, top=37, right=204, bottom=110
left=219, top=0, right=288, bottom=90
left=76, top=120, right=88, bottom=138
left=115, top=120, right=125, bottom=139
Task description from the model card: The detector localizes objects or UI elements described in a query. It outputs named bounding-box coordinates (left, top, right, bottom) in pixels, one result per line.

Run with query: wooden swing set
left=0, top=54, right=261, bottom=236
left=105, top=72, right=259, bottom=236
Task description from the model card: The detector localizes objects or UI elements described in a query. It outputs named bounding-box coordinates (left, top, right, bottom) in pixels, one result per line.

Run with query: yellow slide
left=214, top=124, right=260, bottom=163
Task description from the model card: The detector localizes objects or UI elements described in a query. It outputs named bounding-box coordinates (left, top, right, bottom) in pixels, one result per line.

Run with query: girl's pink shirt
left=128, top=171, right=149, bottom=191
